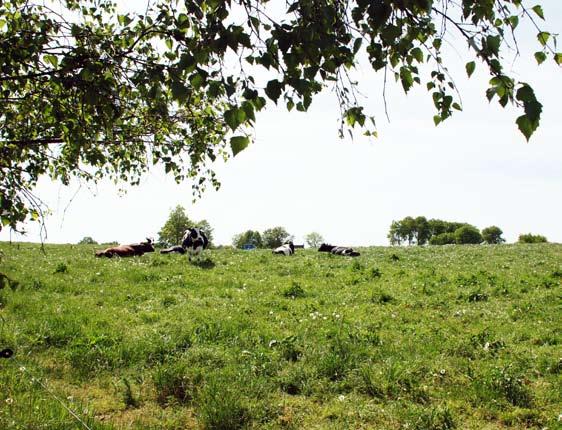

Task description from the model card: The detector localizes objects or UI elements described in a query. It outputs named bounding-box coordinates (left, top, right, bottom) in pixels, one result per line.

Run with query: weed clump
left=370, top=267, right=382, bottom=278
left=54, top=262, right=68, bottom=274
left=474, top=365, right=533, bottom=408
left=410, top=405, right=456, bottom=430
left=154, top=362, right=201, bottom=406
left=372, top=290, right=394, bottom=304
left=122, top=378, right=139, bottom=409
left=282, top=282, right=305, bottom=299
left=197, top=374, right=250, bottom=430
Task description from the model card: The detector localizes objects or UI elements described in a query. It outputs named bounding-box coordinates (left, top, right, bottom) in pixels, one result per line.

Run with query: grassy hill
left=0, top=242, right=560, bottom=429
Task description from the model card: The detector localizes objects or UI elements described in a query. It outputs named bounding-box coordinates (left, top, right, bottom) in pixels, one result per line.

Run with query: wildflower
left=5, top=398, right=13, bottom=405
left=338, top=395, right=345, bottom=402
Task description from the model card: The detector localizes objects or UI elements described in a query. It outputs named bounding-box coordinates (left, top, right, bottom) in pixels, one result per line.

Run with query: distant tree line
left=233, top=227, right=294, bottom=249
left=75, top=209, right=550, bottom=247
left=388, top=216, right=506, bottom=246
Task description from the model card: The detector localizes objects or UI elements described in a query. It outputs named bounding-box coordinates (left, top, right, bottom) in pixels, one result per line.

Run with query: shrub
left=454, top=225, right=482, bottom=244
left=481, top=226, right=505, bottom=244
left=518, top=233, right=547, bottom=243
left=430, top=233, right=456, bottom=245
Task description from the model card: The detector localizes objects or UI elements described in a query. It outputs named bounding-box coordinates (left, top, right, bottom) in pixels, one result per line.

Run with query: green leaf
left=224, top=108, right=240, bottom=130
left=399, top=67, right=414, bottom=93
left=170, top=81, right=189, bottom=103
left=534, top=51, right=547, bottom=65
left=230, top=136, right=250, bottom=156
left=555, top=53, right=562, bottom=65
left=190, top=73, right=204, bottom=89
left=411, top=47, right=424, bottom=63
left=516, top=115, right=534, bottom=141
left=118, top=14, right=132, bottom=26
left=44, top=54, right=58, bottom=67
left=507, top=15, right=519, bottom=29
left=465, top=61, right=475, bottom=78
left=433, top=115, right=442, bottom=126
left=537, top=32, right=550, bottom=46
left=532, top=5, right=544, bottom=20
left=353, top=38, right=363, bottom=54
left=486, top=35, right=500, bottom=57
left=265, top=80, right=283, bottom=103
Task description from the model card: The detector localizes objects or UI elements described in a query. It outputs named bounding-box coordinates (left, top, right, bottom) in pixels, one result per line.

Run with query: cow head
left=136, top=238, right=155, bottom=253
left=318, top=243, right=334, bottom=252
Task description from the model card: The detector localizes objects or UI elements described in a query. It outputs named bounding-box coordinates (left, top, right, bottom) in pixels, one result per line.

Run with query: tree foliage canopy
left=389, top=216, right=490, bottom=245
left=481, top=225, right=505, bottom=244
left=232, top=230, right=263, bottom=248
left=262, top=226, right=292, bottom=248
left=1, top=0, right=558, bottom=232
left=157, top=205, right=213, bottom=246
left=518, top=233, right=547, bottom=243
left=305, top=232, right=324, bottom=248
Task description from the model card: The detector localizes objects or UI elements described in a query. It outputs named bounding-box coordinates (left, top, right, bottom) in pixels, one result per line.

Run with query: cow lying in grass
left=318, top=243, right=360, bottom=257
left=182, top=228, right=209, bottom=261
left=95, top=238, right=154, bottom=258
left=273, top=241, right=295, bottom=256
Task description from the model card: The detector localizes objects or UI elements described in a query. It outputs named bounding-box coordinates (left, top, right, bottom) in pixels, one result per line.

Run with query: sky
left=1, top=1, right=561, bottom=247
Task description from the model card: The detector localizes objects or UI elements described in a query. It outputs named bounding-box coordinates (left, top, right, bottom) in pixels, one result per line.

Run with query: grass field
left=0, top=242, right=560, bottom=429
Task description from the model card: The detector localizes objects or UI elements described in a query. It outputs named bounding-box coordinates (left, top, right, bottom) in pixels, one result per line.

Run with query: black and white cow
left=318, top=243, right=360, bottom=257
left=272, top=241, right=295, bottom=256
left=182, top=227, right=209, bottom=261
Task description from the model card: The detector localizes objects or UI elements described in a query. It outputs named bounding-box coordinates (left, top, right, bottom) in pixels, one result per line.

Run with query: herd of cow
left=94, top=227, right=361, bottom=260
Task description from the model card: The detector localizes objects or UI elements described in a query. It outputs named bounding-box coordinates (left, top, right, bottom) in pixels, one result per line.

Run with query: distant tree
left=518, top=233, right=547, bottom=244
left=414, top=216, right=431, bottom=245
left=158, top=205, right=192, bottom=247
left=262, top=227, right=292, bottom=249
left=429, top=232, right=457, bottom=245
left=389, top=216, right=430, bottom=245
left=428, top=219, right=448, bottom=238
left=388, top=220, right=403, bottom=246
left=78, top=236, right=97, bottom=245
left=233, top=230, right=263, bottom=249
left=482, top=226, right=505, bottom=244
left=454, top=225, right=482, bottom=244
left=158, top=206, right=214, bottom=247
left=305, top=232, right=324, bottom=249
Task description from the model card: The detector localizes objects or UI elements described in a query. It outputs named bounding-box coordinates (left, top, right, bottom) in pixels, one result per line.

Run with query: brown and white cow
left=95, top=238, right=154, bottom=258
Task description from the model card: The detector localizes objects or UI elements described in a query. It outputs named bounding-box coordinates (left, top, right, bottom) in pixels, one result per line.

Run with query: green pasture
left=0, top=242, right=560, bottom=429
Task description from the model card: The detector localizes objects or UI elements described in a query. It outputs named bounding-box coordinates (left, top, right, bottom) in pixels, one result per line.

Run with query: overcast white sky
left=1, top=1, right=561, bottom=246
